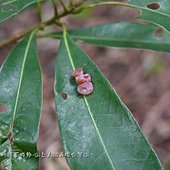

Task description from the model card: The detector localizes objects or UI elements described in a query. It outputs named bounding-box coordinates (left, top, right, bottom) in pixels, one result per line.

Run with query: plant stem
left=59, top=0, right=68, bottom=12
left=37, top=0, right=42, bottom=22
left=0, top=27, right=36, bottom=48
left=51, top=0, right=58, bottom=16
left=0, top=17, right=54, bottom=48
left=0, top=1, right=137, bottom=49
left=0, top=7, right=76, bottom=48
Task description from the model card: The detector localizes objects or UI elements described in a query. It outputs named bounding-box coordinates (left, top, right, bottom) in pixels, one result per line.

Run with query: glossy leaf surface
left=130, top=0, right=170, bottom=33
left=0, top=33, right=42, bottom=169
left=51, top=21, right=170, bottom=52
left=0, top=0, right=44, bottom=22
left=55, top=33, right=163, bottom=170
left=81, top=0, right=170, bottom=32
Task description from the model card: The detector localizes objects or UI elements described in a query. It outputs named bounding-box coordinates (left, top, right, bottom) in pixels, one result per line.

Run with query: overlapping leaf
left=51, top=21, right=170, bottom=52
left=55, top=33, right=163, bottom=170
left=0, top=33, right=42, bottom=169
left=128, top=1, right=170, bottom=31
left=81, top=0, right=170, bottom=32
left=0, top=0, right=44, bottom=22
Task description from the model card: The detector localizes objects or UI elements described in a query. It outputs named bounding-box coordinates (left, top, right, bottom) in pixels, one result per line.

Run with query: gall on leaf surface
left=54, top=33, right=163, bottom=170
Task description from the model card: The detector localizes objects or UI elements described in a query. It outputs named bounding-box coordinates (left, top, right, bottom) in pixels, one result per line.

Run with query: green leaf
left=51, top=21, right=170, bottom=52
left=0, top=33, right=42, bottom=169
left=55, top=32, right=163, bottom=170
left=130, top=0, right=170, bottom=32
left=0, top=0, right=44, bottom=22
left=81, top=1, right=170, bottom=32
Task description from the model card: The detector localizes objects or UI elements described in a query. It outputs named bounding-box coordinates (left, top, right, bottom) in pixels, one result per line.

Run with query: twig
left=0, top=7, right=75, bottom=48
left=0, top=19, right=53, bottom=48
left=37, top=0, right=43, bottom=22
left=0, top=27, right=36, bottom=48
left=59, top=0, right=68, bottom=12
left=51, top=0, right=58, bottom=16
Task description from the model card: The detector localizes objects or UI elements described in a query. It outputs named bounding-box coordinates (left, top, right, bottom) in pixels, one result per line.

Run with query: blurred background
left=0, top=0, right=170, bottom=169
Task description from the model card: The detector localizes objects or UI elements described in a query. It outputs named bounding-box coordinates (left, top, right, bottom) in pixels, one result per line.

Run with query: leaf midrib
left=0, top=0, right=17, bottom=7
left=8, top=32, right=35, bottom=169
left=63, top=32, right=116, bottom=170
left=75, top=37, right=168, bottom=45
left=57, top=34, right=169, bottom=45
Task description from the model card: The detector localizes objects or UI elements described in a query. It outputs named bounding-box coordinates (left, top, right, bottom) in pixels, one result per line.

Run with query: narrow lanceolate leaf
left=0, top=33, right=42, bottom=169
left=81, top=1, right=170, bottom=32
left=0, top=0, right=44, bottom=22
left=55, top=33, right=163, bottom=170
left=51, top=21, right=170, bottom=52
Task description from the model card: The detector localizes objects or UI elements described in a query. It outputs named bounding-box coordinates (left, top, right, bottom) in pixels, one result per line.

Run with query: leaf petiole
left=37, top=0, right=43, bottom=22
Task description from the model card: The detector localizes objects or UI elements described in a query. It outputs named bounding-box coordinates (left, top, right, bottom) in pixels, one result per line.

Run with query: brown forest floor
left=0, top=1, right=170, bottom=170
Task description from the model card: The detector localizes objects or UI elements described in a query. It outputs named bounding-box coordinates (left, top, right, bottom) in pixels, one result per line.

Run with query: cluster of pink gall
left=71, top=67, right=93, bottom=95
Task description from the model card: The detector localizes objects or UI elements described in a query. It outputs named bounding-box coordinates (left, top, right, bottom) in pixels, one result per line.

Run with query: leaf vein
left=8, top=31, right=36, bottom=170
left=63, top=29, right=116, bottom=170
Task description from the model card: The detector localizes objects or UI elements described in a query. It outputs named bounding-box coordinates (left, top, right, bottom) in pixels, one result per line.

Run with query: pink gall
left=77, top=82, right=93, bottom=95
left=71, top=67, right=83, bottom=78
